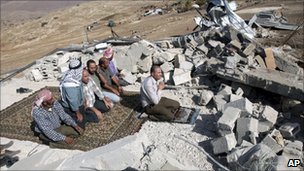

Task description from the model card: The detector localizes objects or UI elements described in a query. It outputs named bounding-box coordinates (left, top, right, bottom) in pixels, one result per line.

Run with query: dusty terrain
left=1, top=0, right=303, bottom=76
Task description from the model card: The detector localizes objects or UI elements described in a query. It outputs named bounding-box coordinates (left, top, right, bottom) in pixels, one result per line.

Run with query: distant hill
left=0, top=1, right=87, bottom=22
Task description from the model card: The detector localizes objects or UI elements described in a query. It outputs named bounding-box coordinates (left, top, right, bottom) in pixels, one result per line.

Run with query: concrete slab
left=236, top=117, right=258, bottom=145
left=224, top=98, right=252, bottom=116
left=264, top=48, right=276, bottom=70
left=211, top=133, right=237, bottom=154
left=218, top=107, right=241, bottom=136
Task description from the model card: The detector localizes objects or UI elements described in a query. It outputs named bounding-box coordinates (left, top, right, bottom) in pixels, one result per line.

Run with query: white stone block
left=31, top=69, right=43, bottom=82
left=179, top=61, right=193, bottom=71
left=160, top=62, right=174, bottom=73
left=173, top=71, right=191, bottom=85
left=261, top=106, right=278, bottom=127
left=211, top=133, right=237, bottom=154
left=218, top=107, right=241, bottom=136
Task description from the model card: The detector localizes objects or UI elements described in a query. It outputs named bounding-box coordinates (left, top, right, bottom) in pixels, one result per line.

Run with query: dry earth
left=1, top=0, right=303, bottom=76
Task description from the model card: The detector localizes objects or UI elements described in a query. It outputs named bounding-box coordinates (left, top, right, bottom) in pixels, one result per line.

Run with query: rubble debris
left=224, top=98, right=253, bottom=117
left=279, top=122, right=301, bottom=139
left=236, top=117, right=258, bottom=145
left=144, top=8, right=163, bottom=17
left=211, top=133, right=237, bottom=154
left=217, top=107, right=241, bottom=136
left=198, top=89, right=214, bottom=106
left=252, top=10, right=302, bottom=30
left=261, top=134, right=283, bottom=153
left=261, top=105, right=278, bottom=127
left=205, top=0, right=255, bottom=38
left=264, top=48, right=277, bottom=70
left=227, top=144, right=277, bottom=171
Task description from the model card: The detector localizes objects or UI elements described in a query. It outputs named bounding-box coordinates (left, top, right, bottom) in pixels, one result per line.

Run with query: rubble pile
left=208, top=83, right=303, bottom=170
left=23, top=3, right=303, bottom=170
left=26, top=22, right=303, bottom=101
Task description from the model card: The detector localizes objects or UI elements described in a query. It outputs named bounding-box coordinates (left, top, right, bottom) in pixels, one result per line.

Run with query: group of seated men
left=32, top=47, right=181, bottom=148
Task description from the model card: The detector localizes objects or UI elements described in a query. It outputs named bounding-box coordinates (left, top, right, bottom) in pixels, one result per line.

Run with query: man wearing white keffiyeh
left=59, top=59, right=86, bottom=128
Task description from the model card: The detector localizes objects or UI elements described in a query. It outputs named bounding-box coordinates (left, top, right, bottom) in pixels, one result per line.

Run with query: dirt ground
left=1, top=0, right=303, bottom=76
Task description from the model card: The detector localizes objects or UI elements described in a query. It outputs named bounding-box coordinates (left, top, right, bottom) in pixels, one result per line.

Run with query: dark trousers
left=61, top=104, right=99, bottom=129
left=145, top=97, right=180, bottom=121
left=94, top=98, right=110, bottom=113
left=38, top=125, right=79, bottom=149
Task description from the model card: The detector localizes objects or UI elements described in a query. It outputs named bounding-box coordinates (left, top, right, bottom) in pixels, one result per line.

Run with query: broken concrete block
left=217, top=84, right=232, bottom=96
left=158, top=40, right=173, bottom=49
left=273, top=156, right=294, bottom=171
left=264, top=48, right=276, bottom=70
left=31, top=69, right=43, bottom=82
left=208, top=40, right=221, bottom=48
left=166, top=48, right=183, bottom=55
left=57, top=53, right=70, bottom=66
left=241, top=140, right=253, bottom=147
left=138, top=72, right=150, bottom=83
left=261, top=135, right=283, bottom=153
left=279, top=122, right=301, bottom=139
left=95, top=42, right=108, bottom=50
left=184, top=48, right=194, bottom=57
left=160, top=62, right=174, bottom=73
left=224, top=98, right=253, bottom=116
left=243, top=43, right=256, bottom=56
left=173, top=71, right=192, bottom=85
left=174, top=54, right=186, bottom=68
left=229, top=39, right=242, bottom=51
left=236, top=117, right=258, bottom=145
left=163, top=71, right=173, bottom=83
left=212, top=94, right=227, bottom=112
left=196, top=44, right=209, bottom=54
left=115, top=48, right=138, bottom=73
left=120, top=69, right=137, bottom=84
left=258, top=121, right=272, bottom=133
left=153, top=52, right=170, bottom=65
left=211, top=133, right=237, bottom=154
left=235, top=87, right=244, bottom=96
left=198, top=89, right=214, bottom=106
left=253, top=55, right=267, bottom=69
left=178, top=61, right=193, bottom=71
left=231, top=82, right=252, bottom=97
left=283, top=140, right=303, bottom=159
left=190, top=55, right=203, bottom=65
left=225, top=56, right=240, bottom=69
left=261, top=105, right=278, bottom=127
left=138, top=56, right=153, bottom=73
left=162, top=51, right=176, bottom=61
left=207, top=45, right=223, bottom=58
left=140, top=40, right=156, bottom=57
left=247, top=55, right=254, bottom=66
left=218, top=107, right=241, bottom=136
left=227, top=144, right=278, bottom=171
left=82, top=46, right=95, bottom=54
left=230, top=94, right=242, bottom=102
left=273, top=49, right=303, bottom=75
left=173, top=68, right=184, bottom=75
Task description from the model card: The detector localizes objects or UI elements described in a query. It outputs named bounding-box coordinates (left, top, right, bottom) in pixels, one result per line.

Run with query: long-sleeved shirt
left=83, top=77, right=105, bottom=108
left=60, top=86, right=84, bottom=112
left=140, top=76, right=161, bottom=108
left=32, top=101, right=77, bottom=141
left=109, top=59, right=118, bottom=76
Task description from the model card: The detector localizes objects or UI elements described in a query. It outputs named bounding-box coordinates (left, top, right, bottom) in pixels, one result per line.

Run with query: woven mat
left=0, top=87, right=145, bottom=151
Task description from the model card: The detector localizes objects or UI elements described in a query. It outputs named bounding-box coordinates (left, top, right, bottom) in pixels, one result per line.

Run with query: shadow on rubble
left=192, top=114, right=229, bottom=170
left=198, top=139, right=229, bottom=171
left=119, top=92, right=141, bottom=110
left=192, top=115, right=218, bottom=138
